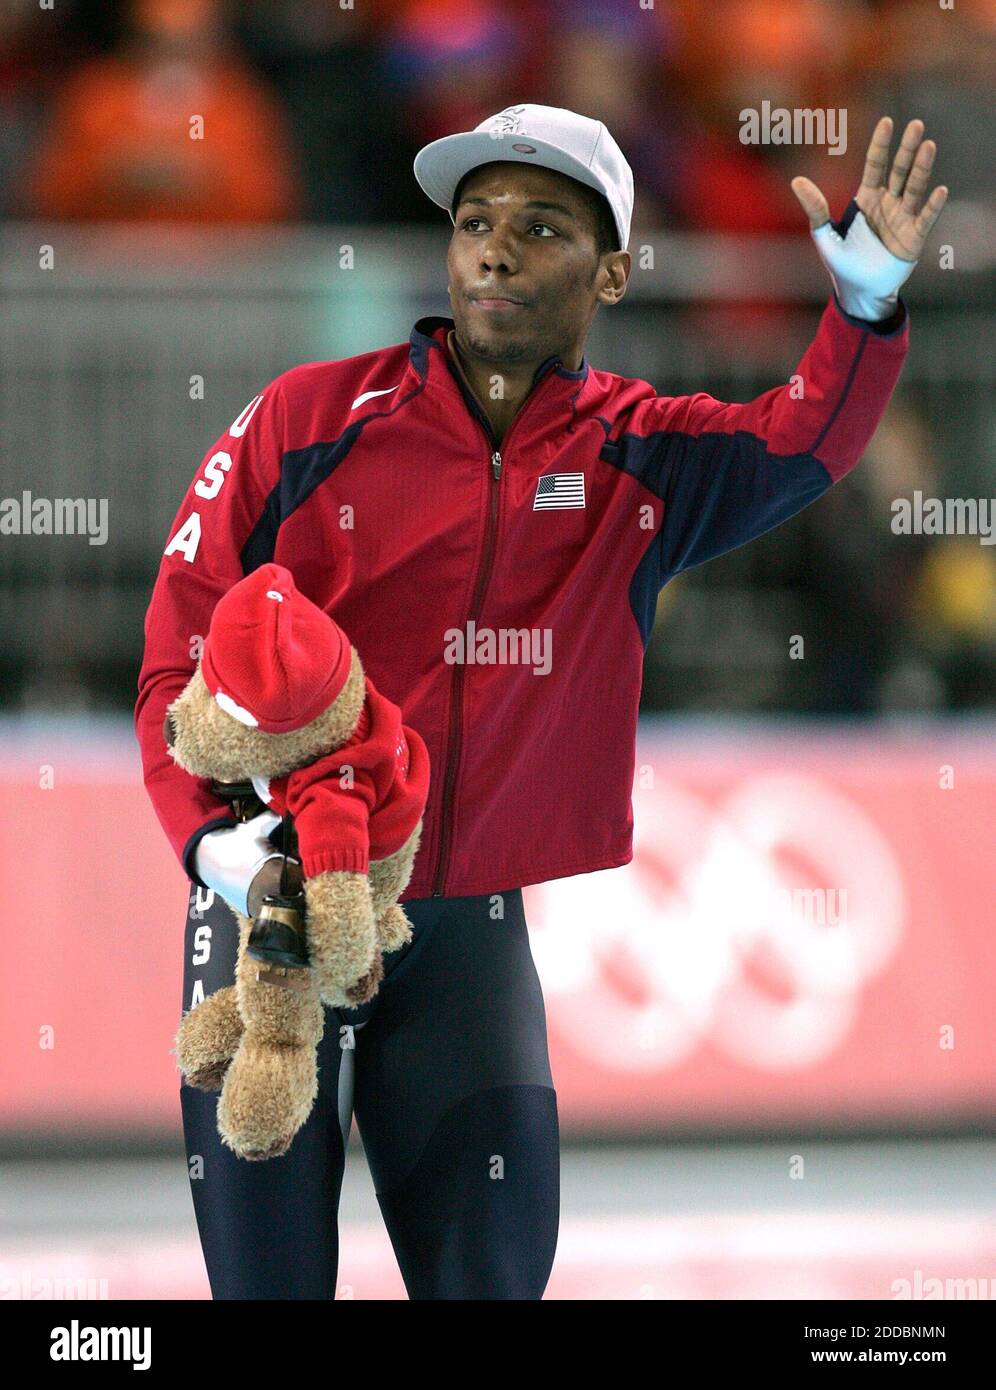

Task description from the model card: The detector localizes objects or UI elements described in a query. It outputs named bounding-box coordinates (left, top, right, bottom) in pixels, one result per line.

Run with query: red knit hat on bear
left=201, top=564, right=351, bottom=733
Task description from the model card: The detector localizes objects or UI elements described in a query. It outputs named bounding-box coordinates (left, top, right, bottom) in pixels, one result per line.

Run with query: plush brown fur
left=213, top=915, right=324, bottom=1160
left=172, top=821, right=425, bottom=1100
left=303, top=870, right=378, bottom=1007
left=174, top=985, right=242, bottom=1091
left=368, top=825, right=422, bottom=951
left=167, top=639, right=424, bottom=1161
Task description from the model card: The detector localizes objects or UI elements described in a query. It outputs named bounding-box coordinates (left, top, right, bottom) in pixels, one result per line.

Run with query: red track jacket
left=135, top=293, right=909, bottom=900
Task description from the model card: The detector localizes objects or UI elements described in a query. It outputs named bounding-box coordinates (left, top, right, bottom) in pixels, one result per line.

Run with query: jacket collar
left=408, top=316, right=590, bottom=434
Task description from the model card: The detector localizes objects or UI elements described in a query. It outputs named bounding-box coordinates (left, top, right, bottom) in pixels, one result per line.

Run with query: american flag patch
left=533, top=472, right=585, bottom=510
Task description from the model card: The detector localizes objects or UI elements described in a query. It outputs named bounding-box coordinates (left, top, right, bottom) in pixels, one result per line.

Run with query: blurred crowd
left=1, top=0, right=993, bottom=232
left=0, top=0, right=992, bottom=715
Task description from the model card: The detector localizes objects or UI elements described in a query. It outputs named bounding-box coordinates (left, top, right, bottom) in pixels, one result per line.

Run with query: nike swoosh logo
left=351, top=385, right=399, bottom=411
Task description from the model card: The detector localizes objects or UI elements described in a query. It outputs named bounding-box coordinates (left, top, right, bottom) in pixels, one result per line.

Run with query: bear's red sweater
left=258, top=676, right=429, bottom=877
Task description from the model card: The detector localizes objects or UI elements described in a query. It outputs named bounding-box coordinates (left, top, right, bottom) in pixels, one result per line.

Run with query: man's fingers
left=791, top=175, right=830, bottom=230
left=888, top=118, right=926, bottom=198
left=913, top=184, right=949, bottom=241
left=902, top=139, right=937, bottom=214
left=859, top=115, right=893, bottom=192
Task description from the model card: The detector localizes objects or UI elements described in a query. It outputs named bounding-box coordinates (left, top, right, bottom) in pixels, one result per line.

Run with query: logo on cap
left=490, top=105, right=527, bottom=138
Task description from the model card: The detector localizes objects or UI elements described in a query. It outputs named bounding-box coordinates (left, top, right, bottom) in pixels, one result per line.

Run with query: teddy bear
left=164, top=561, right=430, bottom=1161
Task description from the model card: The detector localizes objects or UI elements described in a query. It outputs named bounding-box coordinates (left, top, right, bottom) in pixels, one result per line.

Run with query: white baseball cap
left=413, top=103, right=634, bottom=252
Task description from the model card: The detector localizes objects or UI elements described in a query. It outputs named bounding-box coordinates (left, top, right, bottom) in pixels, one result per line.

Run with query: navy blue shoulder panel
left=240, top=381, right=428, bottom=574
left=241, top=424, right=364, bottom=573
left=600, top=426, right=834, bottom=648
left=629, top=527, right=667, bottom=650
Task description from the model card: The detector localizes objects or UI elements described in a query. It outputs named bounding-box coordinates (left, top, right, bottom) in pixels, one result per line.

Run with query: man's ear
left=597, top=250, right=631, bottom=307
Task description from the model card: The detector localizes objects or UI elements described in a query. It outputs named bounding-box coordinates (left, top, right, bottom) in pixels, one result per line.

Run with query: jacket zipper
left=430, top=367, right=560, bottom=896
left=431, top=445, right=502, bottom=896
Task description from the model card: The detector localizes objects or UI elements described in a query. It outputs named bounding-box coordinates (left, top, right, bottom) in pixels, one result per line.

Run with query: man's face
left=446, top=162, right=628, bottom=368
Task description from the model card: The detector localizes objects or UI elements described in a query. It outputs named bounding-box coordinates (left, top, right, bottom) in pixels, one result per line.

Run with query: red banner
left=528, top=726, right=996, bottom=1128
left=3, top=723, right=994, bottom=1133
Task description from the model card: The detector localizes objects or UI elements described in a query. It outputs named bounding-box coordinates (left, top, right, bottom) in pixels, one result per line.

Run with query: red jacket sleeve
left=621, top=294, right=909, bottom=583
left=134, top=383, right=287, bottom=881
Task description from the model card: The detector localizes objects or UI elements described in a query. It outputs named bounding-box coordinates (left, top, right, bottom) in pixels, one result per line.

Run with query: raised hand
left=792, top=117, right=948, bottom=261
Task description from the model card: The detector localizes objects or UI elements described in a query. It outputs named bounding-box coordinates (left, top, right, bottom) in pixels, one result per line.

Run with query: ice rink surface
left=3, top=1137, right=993, bottom=1300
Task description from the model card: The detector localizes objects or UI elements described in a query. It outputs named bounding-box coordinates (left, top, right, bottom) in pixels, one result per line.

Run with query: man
left=135, top=105, right=946, bottom=1299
